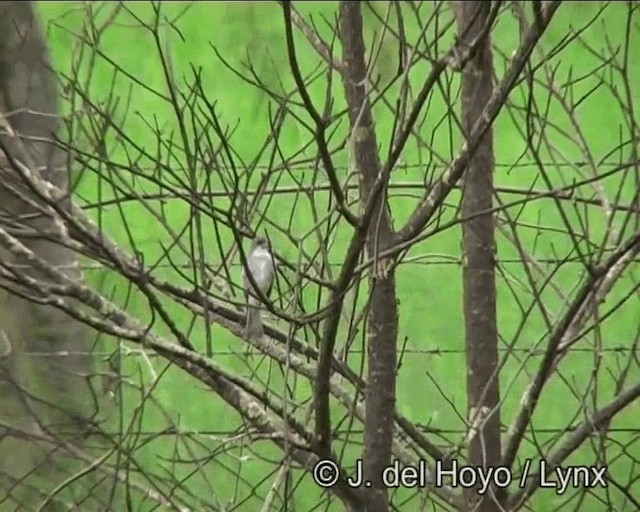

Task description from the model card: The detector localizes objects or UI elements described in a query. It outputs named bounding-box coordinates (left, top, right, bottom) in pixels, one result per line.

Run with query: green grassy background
left=32, top=2, right=640, bottom=511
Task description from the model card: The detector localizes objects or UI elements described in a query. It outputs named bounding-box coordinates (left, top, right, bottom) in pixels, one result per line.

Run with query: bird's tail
left=245, top=306, right=264, bottom=339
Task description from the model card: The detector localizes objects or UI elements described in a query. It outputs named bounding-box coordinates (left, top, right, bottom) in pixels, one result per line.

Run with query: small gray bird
left=242, top=235, right=275, bottom=339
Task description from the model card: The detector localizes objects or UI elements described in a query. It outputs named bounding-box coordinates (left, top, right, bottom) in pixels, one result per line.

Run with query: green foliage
left=29, top=2, right=640, bottom=511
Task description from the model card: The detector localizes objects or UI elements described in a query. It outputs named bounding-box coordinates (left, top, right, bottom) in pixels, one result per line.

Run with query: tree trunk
left=453, top=2, right=503, bottom=511
left=339, top=3, right=398, bottom=511
left=0, top=3, right=105, bottom=510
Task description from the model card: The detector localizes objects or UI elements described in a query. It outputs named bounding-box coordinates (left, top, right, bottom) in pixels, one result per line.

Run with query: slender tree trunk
left=339, top=3, right=398, bottom=511
left=453, top=2, right=503, bottom=511
left=0, top=3, right=105, bottom=510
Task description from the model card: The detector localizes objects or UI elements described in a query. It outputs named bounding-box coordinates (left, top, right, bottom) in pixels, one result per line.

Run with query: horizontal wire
left=17, top=346, right=639, bottom=358
left=12, top=427, right=640, bottom=438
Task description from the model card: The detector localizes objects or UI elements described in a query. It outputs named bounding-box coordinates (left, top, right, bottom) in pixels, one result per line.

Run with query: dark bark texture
left=454, top=2, right=503, bottom=511
left=339, top=3, right=398, bottom=511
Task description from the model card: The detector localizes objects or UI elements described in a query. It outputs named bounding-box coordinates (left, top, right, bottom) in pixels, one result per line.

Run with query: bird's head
left=251, top=235, right=270, bottom=251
